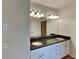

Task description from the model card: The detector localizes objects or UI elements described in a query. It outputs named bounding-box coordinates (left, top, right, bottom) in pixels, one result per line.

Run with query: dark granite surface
left=30, top=35, right=71, bottom=50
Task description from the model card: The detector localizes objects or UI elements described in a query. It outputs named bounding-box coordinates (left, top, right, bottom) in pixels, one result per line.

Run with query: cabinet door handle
left=40, top=55, right=42, bottom=57
left=42, top=54, right=44, bottom=56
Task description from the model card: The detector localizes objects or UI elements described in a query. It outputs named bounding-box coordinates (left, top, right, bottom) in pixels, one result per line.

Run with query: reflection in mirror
left=30, top=2, right=59, bottom=37
left=30, top=17, right=41, bottom=36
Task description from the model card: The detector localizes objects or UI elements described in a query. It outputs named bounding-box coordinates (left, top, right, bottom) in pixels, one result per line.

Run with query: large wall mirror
left=30, top=2, right=59, bottom=37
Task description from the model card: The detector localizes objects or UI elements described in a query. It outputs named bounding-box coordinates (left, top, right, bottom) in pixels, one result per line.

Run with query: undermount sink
left=32, top=42, right=42, bottom=46
left=46, top=38, right=65, bottom=44
left=56, top=38, right=65, bottom=41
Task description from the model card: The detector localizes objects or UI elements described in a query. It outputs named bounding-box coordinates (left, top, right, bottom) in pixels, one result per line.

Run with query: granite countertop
left=30, top=35, right=71, bottom=50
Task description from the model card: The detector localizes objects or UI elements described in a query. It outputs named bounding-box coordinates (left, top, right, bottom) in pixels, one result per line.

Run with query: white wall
left=59, top=3, right=76, bottom=58
left=30, top=17, right=41, bottom=36
left=2, top=0, right=30, bottom=59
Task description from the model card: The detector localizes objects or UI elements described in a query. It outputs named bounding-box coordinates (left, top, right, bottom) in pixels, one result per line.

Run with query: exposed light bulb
left=40, top=13, right=44, bottom=17
left=30, top=11, right=35, bottom=17
left=37, top=13, right=44, bottom=18
left=36, top=12, right=40, bottom=16
left=32, top=11, right=40, bottom=18
left=53, top=15, right=59, bottom=19
left=34, top=12, right=40, bottom=18
left=56, top=16, right=59, bottom=18
left=47, top=15, right=54, bottom=19
left=53, top=15, right=57, bottom=19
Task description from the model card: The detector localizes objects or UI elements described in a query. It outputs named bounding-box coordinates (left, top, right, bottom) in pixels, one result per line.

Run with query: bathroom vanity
left=30, top=35, right=71, bottom=59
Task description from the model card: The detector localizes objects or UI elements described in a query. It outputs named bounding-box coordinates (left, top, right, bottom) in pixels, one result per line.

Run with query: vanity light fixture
left=30, top=10, right=44, bottom=18
left=47, top=14, right=59, bottom=19
left=30, top=10, right=59, bottom=19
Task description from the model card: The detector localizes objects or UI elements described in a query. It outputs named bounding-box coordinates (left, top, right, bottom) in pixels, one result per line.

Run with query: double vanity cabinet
left=31, top=40, right=70, bottom=59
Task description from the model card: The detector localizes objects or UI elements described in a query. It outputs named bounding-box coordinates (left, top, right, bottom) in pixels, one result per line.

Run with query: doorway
left=41, top=21, right=47, bottom=36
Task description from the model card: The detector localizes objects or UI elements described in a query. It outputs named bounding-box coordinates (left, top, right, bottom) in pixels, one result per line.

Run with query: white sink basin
left=32, top=42, right=42, bottom=46
left=56, top=38, right=64, bottom=41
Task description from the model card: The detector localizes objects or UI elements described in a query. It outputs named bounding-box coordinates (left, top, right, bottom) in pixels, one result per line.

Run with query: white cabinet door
left=50, top=43, right=61, bottom=59
left=55, top=43, right=61, bottom=59
left=31, top=54, right=40, bottom=59
left=65, top=40, right=70, bottom=56
left=31, top=48, right=41, bottom=59
left=39, top=46, right=50, bottom=59
left=50, top=44, right=56, bottom=59
left=60, top=40, right=70, bottom=58
left=42, top=46, right=51, bottom=59
left=60, top=42, right=66, bottom=58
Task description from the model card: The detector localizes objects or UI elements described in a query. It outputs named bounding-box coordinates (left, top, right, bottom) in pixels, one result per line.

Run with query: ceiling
left=30, top=0, right=75, bottom=9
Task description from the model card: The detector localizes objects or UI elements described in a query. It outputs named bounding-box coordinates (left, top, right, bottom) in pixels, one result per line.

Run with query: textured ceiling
left=31, top=0, right=75, bottom=9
